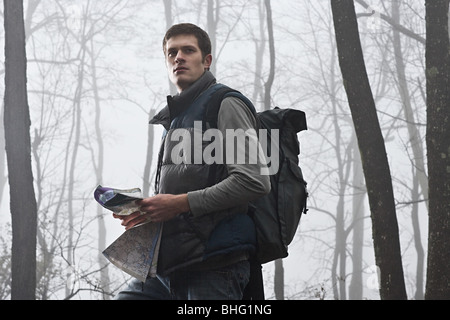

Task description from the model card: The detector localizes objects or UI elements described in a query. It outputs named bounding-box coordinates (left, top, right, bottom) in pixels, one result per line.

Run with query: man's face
left=165, top=34, right=212, bottom=92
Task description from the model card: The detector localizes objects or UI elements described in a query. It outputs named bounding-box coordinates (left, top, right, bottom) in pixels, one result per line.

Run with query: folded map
left=94, top=185, right=162, bottom=281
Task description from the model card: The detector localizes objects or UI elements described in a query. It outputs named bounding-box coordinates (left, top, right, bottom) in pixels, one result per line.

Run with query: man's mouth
left=174, top=66, right=188, bottom=73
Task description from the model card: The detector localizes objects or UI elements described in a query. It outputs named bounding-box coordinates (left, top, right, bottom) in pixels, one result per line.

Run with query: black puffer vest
left=150, top=72, right=255, bottom=276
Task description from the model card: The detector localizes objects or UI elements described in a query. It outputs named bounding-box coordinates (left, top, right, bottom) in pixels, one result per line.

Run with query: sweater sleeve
left=187, top=96, right=271, bottom=217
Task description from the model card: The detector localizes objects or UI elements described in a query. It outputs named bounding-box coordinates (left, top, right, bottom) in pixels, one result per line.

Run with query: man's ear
left=203, top=54, right=212, bottom=70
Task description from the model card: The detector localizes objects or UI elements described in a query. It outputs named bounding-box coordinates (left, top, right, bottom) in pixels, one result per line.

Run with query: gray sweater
left=187, top=95, right=271, bottom=217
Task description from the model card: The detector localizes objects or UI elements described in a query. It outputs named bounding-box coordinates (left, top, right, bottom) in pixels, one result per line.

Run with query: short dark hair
left=163, top=23, right=212, bottom=59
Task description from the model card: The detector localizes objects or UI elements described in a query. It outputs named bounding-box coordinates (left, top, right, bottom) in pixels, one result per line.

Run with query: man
left=114, top=23, right=270, bottom=300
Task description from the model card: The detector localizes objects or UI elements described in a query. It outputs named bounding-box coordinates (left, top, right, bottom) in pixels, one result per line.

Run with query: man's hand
left=113, top=211, right=148, bottom=230
left=113, top=193, right=190, bottom=230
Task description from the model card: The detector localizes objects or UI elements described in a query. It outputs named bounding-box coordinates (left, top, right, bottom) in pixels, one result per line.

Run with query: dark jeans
left=114, top=260, right=250, bottom=300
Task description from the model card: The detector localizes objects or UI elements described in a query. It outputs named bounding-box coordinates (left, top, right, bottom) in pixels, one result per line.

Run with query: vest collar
left=149, top=71, right=216, bottom=130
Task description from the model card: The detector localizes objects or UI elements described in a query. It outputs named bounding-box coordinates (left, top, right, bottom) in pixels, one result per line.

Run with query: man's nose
left=175, top=51, right=185, bottom=63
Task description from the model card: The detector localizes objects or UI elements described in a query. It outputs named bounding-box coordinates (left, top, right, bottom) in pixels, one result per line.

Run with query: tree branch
left=355, top=0, right=425, bottom=44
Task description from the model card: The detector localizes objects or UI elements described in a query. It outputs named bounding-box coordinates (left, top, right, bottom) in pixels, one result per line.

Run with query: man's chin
left=172, top=77, right=194, bottom=92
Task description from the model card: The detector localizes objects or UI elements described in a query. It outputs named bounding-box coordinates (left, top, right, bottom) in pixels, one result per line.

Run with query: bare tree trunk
left=0, top=104, right=6, bottom=206
left=66, top=11, right=88, bottom=297
left=349, top=135, right=366, bottom=300
left=3, top=0, right=38, bottom=300
left=411, top=167, right=424, bottom=299
left=66, top=72, right=83, bottom=297
left=251, top=1, right=266, bottom=110
left=143, top=109, right=156, bottom=196
left=24, top=0, right=40, bottom=41
left=274, top=258, right=284, bottom=300
left=263, top=0, right=275, bottom=111
left=331, top=0, right=407, bottom=300
left=317, top=38, right=358, bottom=299
left=262, top=0, right=283, bottom=298
left=332, top=189, right=346, bottom=299
left=89, top=37, right=110, bottom=299
left=329, top=46, right=351, bottom=300
left=163, top=0, right=177, bottom=95
left=391, top=0, right=426, bottom=300
left=338, top=140, right=354, bottom=300
left=207, top=0, right=219, bottom=76
left=425, top=0, right=450, bottom=300
left=329, top=126, right=348, bottom=300
left=392, top=0, right=428, bottom=200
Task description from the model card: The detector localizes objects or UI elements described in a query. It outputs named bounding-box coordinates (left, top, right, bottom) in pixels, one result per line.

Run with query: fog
left=0, top=0, right=432, bottom=300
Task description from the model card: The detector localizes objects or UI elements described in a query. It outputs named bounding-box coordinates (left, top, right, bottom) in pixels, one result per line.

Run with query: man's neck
left=173, top=71, right=216, bottom=103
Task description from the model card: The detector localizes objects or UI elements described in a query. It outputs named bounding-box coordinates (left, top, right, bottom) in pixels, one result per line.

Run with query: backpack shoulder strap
left=203, top=85, right=259, bottom=192
left=204, top=85, right=257, bottom=130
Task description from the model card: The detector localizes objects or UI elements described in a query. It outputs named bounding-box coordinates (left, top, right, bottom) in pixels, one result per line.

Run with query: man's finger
left=124, top=214, right=150, bottom=230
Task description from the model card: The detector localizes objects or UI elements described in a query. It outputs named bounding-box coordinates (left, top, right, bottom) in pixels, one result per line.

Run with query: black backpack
left=205, top=85, right=309, bottom=265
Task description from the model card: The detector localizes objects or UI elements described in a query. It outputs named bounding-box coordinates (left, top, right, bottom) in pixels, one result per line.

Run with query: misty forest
left=1, top=0, right=449, bottom=300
